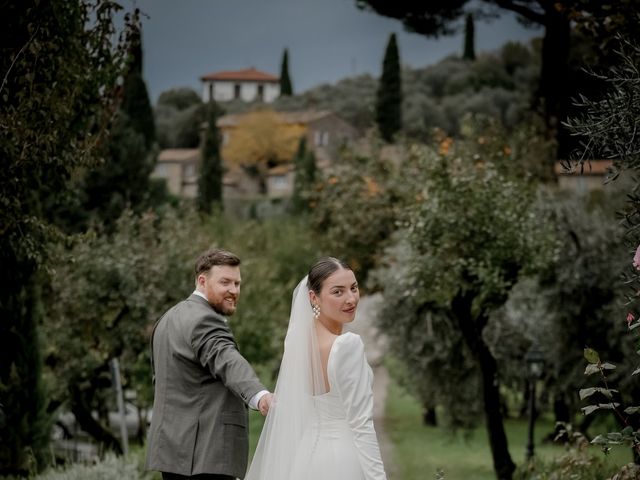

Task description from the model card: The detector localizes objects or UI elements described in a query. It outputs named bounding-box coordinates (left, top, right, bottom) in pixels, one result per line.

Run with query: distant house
left=200, top=67, right=280, bottom=103
left=152, top=147, right=262, bottom=200
left=153, top=110, right=358, bottom=203
left=151, top=148, right=200, bottom=198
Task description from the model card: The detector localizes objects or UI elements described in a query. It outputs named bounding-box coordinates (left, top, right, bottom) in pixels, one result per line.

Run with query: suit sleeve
left=191, top=312, right=266, bottom=407
left=333, top=333, right=387, bottom=480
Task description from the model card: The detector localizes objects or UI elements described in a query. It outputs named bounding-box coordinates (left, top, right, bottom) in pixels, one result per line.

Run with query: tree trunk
left=70, top=385, right=122, bottom=455
left=550, top=392, right=570, bottom=441
left=519, top=380, right=529, bottom=418
left=422, top=403, right=437, bottom=426
left=538, top=8, right=571, bottom=159
left=452, top=290, right=515, bottom=480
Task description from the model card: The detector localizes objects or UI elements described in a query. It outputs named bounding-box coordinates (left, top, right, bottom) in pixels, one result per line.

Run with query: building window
left=234, top=83, right=241, bottom=99
left=154, top=164, right=169, bottom=177
left=271, top=175, right=288, bottom=189
left=184, top=164, right=196, bottom=178
left=209, top=83, right=213, bottom=102
left=222, top=131, right=230, bottom=145
left=257, top=84, right=264, bottom=101
left=314, top=131, right=329, bottom=146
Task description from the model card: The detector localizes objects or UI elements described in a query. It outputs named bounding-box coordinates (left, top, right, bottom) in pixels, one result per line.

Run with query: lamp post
left=525, top=343, right=545, bottom=461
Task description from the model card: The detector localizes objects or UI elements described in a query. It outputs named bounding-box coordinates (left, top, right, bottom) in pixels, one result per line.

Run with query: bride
left=245, top=257, right=387, bottom=480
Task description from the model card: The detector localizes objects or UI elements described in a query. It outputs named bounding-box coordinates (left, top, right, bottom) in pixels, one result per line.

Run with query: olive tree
left=373, top=126, right=555, bottom=479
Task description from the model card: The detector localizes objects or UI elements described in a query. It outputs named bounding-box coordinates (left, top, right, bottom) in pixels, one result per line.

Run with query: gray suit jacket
left=145, top=294, right=266, bottom=478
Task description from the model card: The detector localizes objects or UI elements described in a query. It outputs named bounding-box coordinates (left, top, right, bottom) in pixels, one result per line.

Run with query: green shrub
left=33, top=451, right=157, bottom=480
left=514, top=425, right=633, bottom=480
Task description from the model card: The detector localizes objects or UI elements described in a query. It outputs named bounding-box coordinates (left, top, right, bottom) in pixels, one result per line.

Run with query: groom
left=146, top=248, right=272, bottom=480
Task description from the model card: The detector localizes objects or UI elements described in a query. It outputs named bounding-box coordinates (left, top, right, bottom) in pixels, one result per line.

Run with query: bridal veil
left=245, top=276, right=326, bottom=480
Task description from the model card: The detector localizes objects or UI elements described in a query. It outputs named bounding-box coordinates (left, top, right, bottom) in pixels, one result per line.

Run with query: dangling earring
left=312, top=304, right=320, bottom=319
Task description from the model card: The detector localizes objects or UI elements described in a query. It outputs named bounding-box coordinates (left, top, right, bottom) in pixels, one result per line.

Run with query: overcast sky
left=134, top=0, right=543, bottom=102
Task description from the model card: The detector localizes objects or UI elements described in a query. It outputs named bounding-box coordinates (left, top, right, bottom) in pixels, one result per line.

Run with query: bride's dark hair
left=307, top=257, right=351, bottom=294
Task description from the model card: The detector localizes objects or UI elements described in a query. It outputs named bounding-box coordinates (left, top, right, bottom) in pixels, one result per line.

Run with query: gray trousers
left=161, top=473, right=234, bottom=480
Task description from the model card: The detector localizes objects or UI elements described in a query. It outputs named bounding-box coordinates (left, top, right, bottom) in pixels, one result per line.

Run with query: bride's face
left=312, top=268, right=359, bottom=326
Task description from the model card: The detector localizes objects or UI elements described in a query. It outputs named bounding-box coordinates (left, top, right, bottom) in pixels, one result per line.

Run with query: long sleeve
left=332, top=333, right=387, bottom=480
left=191, top=309, right=265, bottom=406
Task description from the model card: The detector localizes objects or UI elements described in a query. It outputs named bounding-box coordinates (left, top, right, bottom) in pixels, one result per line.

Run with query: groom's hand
left=258, top=392, right=273, bottom=416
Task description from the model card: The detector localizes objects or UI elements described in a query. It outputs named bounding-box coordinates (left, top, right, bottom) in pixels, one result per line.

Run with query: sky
left=134, top=0, right=543, bottom=103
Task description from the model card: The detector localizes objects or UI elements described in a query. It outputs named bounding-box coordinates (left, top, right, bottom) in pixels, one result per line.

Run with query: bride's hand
left=258, top=392, right=273, bottom=416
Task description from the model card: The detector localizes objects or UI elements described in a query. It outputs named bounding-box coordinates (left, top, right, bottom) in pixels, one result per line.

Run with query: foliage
left=376, top=33, right=402, bottom=142
left=375, top=238, right=483, bottom=429
left=214, top=42, right=538, bottom=144
left=309, top=143, right=400, bottom=282
left=372, top=126, right=554, bottom=416
left=222, top=110, right=306, bottom=192
left=66, top=20, right=159, bottom=232
left=78, top=110, right=157, bottom=230
left=403, top=46, right=538, bottom=140
left=0, top=0, right=136, bottom=474
left=43, top=207, right=209, bottom=450
left=275, top=73, right=378, bottom=131
left=514, top=424, right=623, bottom=480
left=372, top=120, right=556, bottom=479
left=120, top=24, right=156, bottom=150
left=198, top=102, right=224, bottom=213
left=31, top=451, right=156, bottom=480
left=154, top=88, right=205, bottom=148
left=279, top=48, right=293, bottom=96
left=356, top=0, right=640, bottom=157
left=487, top=193, right=629, bottom=432
left=564, top=39, right=640, bottom=177
left=290, top=137, right=317, bottom=214
left=580, top=340, right=640, bottom=457
left=563, top=37, right=640, bottom=479
left=157, top=87, right=202, bottom=111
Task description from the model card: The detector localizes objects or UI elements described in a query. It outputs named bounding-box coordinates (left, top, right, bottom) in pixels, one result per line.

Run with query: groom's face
left=199, top=265, right=242, bottom=316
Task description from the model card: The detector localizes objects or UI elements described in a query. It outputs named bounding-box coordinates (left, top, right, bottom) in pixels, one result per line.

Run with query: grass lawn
left=385, top=380, right=633, bottom=480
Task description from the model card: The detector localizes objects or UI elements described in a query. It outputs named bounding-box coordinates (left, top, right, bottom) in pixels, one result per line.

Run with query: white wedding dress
left=245, top=277, right=387, bottom=480
left=288, top=332, right=386, bottom=480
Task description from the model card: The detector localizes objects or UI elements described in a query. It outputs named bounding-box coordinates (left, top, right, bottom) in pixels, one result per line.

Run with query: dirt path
left=346, top=293, right=398, bottom=479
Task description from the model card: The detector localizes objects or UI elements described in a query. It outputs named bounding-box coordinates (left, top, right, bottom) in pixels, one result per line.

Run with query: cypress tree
left=463, top=13, right=476, bottom=61
left=198, top=102, right=224, bottom=214
left=78, top=22, right=157, bottom=229
left=375, top=33, right=402, bottom=143
left=280, top=48, right=293, bottom=96
left=121, top=24, right=156, bottom=148
left=290, top=136, right=316, bottom=214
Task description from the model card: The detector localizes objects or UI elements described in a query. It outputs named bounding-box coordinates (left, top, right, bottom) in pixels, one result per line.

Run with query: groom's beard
left=211, top=296, right=238, bottom=316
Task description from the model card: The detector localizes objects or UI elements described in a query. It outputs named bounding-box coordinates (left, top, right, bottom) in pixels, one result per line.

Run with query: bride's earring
left=312, top=304, right=320, bottom=319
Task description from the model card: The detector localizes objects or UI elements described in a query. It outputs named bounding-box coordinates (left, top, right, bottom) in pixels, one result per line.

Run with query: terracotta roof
left=200, top=67, right=279, bottom=82
left=554, top=160, right=613, bottom=175
left=217, top=110, right=333, bottom=128
left=158, top=148, right=200, bottom=163
left=268, top=164, right=294, bottom=175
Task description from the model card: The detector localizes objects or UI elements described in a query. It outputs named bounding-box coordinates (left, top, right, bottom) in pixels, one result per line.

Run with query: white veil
left=245, top=276, right=326, bottom=480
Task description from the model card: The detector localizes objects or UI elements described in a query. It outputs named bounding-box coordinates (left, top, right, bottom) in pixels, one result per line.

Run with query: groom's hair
left=195, top=248, right=241, bottom=278
left=307, top=257, right=352, bottom=294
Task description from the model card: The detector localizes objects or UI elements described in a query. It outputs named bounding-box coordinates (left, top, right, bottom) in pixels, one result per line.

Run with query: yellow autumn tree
left=223, top=110, right=306, bottom=192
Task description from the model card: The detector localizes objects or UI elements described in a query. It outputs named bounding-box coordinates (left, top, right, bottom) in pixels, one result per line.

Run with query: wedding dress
left=245, top=277, right=386, bottom=480
left=288, top=332, right=386, bottom=480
